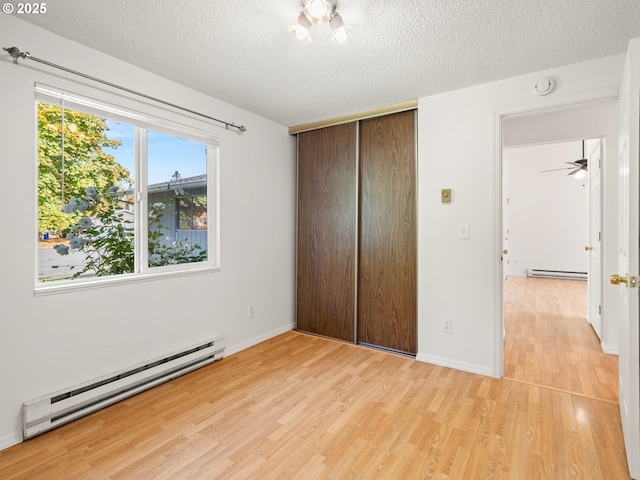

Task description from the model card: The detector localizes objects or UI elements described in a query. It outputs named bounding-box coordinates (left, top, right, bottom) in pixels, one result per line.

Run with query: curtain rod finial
left=3, top=46, right=29, bottom=64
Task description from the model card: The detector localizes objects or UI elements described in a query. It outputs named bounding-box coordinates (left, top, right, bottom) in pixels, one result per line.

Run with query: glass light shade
left=293, top=25, right=310, bottom=41
left=573, top=169, right=587, bottom=180
left=330, top=14, right=352, bottom=43
left=331, top=27, right=348, bottom=43
left=307, top=0, right=328, bottom=19
left=289, top=13, right=312, bottom=42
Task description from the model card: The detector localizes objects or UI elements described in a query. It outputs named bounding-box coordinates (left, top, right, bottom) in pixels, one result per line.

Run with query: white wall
left=416, top=54, right=624, bottom=375
left=502, top=100, right=619, bottom=147
left=503, top=141, right=589, bottom=277
left=0, top=15, right=296, bottom=449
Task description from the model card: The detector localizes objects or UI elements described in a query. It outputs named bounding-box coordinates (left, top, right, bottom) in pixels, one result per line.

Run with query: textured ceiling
left=10, top=0, right=640, bottom=127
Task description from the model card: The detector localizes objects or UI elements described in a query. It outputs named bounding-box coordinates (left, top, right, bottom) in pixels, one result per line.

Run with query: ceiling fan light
left=330, top=14, right=352, bottom=43
left=307, top=0, right=329, bottom=20
left=289, top=13, right=312, bottom=42
left=290, top=1, right=349, bottom=44
left=573, top=169, right=587, bottom=180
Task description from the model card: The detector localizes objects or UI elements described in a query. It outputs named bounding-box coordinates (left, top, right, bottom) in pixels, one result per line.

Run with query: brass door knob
left=611, top=274, right=628, bottom=285
left=503, top=249, right=508, bottom=255
left=585, top=246, right=592, bottom=251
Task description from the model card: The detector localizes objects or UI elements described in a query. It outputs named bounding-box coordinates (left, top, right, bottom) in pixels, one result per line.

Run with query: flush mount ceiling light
left=288, top=0, right=353, bottom=43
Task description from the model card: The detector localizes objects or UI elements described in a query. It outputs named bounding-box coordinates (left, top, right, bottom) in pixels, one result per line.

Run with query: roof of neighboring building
left=147, top=174, right=207, bottom=193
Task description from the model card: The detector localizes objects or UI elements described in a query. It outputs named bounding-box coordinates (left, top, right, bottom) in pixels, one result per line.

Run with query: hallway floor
left=503, top=276, right=618, bottom=403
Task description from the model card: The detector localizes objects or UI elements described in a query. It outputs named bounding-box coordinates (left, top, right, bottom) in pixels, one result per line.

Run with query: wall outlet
left=443, top=318, right=452, bottom=334
left=248, top=305, right=255, bottom=317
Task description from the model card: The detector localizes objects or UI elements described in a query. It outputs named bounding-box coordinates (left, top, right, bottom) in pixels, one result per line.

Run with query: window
left=177, top=195, right=208, bottom=231
left=36, top=85, right=219, bottom=290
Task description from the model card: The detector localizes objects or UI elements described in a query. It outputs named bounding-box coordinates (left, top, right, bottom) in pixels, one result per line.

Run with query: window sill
left=34, top=265, right=220, bottom=296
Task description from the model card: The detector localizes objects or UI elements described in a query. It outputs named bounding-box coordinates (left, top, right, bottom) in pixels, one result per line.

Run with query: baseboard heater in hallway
left=527, top=269, right=587, bottom=280
left=23, top=336, right=225, bottom=439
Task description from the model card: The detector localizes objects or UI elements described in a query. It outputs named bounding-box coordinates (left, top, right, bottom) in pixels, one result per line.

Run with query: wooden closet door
left=297, top=122, right=357, bottom=342
left=358, top=110, right=417, bottom=354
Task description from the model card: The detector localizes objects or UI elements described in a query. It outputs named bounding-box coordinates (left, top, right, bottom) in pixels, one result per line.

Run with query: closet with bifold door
left=296, top=109, right=417, bottom=355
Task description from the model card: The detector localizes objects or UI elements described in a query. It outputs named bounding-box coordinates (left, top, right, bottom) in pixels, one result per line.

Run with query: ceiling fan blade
left=541, top=167, right=574, bottom=173
left=567, top=159, right=587, bottom=166
left=542, top=141, right=590, bottom=175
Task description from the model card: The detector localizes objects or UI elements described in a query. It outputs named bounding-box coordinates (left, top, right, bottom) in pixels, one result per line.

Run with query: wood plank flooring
left=0, top=328, right=629, bottom=479
left=504, top=276, right=618, bottom=403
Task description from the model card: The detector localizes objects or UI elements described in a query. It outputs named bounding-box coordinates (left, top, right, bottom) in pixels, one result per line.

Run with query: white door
left=588, top=139, right=602, bottom=338
left=617, top=36, right=640, bottom=480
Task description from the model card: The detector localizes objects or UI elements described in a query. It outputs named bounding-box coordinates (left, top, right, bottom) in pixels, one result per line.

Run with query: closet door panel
left=297, top=123, right=357, bottom=342
left=358, top=110, right=417, bottom=354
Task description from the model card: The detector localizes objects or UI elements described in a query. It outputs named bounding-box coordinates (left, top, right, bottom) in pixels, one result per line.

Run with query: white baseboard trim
left=416, top=353, right=494, bottom=377
left=0, top=432, right=22, bottom=452
left=225, top=323, right=295, bottom=357
left=601, top=343, right=619, bottom=356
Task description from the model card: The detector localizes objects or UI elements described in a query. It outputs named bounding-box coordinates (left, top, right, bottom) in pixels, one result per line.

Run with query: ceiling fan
left=540, top=140, right=588, bottom=178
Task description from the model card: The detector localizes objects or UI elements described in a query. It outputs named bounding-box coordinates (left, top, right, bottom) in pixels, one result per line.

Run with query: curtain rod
left=3, top=46, right=247, bottom=133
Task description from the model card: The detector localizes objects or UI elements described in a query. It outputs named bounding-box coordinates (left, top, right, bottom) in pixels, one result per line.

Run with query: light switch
left=441, top=189, right=451, bottom=203
left=458, top=223, right=469, bottom=240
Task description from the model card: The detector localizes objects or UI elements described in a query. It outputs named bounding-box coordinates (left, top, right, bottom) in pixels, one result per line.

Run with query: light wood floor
left=0, top=329, right=630, bottom=479
left=504, top=276, right=619, bottom=403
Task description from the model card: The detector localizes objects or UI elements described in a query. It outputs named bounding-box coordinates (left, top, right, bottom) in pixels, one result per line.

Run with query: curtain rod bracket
left=3, top=45, right=247, bottom=133
left=3, top=46, right=30, bottom=64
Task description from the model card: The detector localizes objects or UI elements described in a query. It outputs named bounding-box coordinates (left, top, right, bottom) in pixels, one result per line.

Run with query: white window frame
left=35, top=84, right=220, bottom=295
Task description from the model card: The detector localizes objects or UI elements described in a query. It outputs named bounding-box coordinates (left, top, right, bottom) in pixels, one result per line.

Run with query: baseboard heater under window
left=527, top=269, right=587, bottom=280
left=23, top=336, right=224, bottom=439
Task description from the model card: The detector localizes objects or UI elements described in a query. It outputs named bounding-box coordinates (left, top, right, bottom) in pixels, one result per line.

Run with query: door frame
left=491, top=86, right=619, bottom=378
left=587, top=138, right=604, bottom=338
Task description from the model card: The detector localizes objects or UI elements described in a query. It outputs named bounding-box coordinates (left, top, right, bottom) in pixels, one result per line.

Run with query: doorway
left=499, top=101, right=619, bottom=399
left=501, top=138, right=618, bottom=399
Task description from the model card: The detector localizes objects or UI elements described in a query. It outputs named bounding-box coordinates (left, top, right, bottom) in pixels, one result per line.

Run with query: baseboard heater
left=527, top=269, right=587, bottom=280
left=23, top=336, right=224, bottom=439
